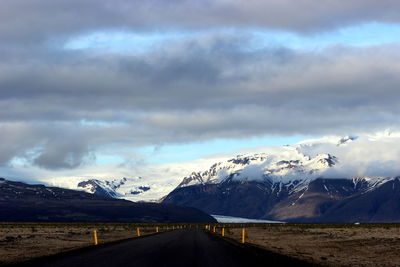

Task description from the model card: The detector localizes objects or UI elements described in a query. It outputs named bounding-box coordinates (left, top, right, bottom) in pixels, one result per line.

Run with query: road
left=15, top=229, right=313, bottom=267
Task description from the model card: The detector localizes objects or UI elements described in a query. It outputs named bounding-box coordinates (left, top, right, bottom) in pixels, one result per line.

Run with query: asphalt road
left=15, top=229, right=313, bottom=267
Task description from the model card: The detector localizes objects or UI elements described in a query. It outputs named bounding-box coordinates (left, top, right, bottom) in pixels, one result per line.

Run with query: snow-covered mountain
left=175, top=133, right=400, bottom=190
left=162, top=133, right=400, bottom=222
left=77, top=177, right=148, bottom=198
left=74, top=176, right=178, bottom=202
left=46, top=175, right=180, bottom=202
left=46, top=132, right=400, bottom=206
left=177, top=152, right=338, bottom=188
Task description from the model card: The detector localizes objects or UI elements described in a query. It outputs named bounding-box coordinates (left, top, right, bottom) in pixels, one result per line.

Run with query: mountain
left=0, top=178, right=216, bottom=222
left=39, top=133, right=400, bottom=222
left=162, top=136, right=400, bottom=222
left=176, top=152, right=338, bottom=188
left=77, top=178, right=151, bottom=198
left=50, top=176, right=180, bottom=202
left=164, top=174, right=400, bottom=223
left=76, top=177, right=161, bottom=201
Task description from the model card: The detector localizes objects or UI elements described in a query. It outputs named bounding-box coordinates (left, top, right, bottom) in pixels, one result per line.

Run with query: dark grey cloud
left=1, top=1, right=400, bottom=170
left=1, top=34, right=400, bottom=169
left=1, top=0, right=400, bottom=46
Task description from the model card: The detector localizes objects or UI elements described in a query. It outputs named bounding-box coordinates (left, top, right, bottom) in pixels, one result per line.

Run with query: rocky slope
left=163, top=176, right=400, bottom=222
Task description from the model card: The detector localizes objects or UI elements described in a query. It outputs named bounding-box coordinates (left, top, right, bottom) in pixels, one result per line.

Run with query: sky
left=2, top=0, right=400, bottom=182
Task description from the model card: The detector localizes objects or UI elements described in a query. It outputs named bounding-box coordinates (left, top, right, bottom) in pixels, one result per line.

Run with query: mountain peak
left=177, top=150, right=339, bottom=188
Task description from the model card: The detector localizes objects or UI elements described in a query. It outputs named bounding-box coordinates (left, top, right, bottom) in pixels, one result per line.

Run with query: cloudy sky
left=2, top=0, right=400, bottom=182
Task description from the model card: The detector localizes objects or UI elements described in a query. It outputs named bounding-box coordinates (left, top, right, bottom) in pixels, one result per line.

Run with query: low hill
left=0, top=178, right=216, bottom=223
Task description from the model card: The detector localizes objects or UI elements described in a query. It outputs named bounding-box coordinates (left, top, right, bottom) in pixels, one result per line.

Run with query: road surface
left=14, top=229, right=313, bottom=267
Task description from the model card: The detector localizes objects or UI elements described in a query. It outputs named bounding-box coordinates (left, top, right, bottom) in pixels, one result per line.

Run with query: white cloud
left=297, top=132, right=400, bottom=178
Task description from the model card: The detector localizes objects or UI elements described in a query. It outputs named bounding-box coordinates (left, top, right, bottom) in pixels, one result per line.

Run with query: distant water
left=212, top=214, right=284, bottom=223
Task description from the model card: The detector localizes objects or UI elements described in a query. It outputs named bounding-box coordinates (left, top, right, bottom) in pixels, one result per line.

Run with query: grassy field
left=1, top=223, right=400, bottom=266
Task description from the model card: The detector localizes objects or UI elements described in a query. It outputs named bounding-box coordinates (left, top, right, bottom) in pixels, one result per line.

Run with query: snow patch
left=212, top=215, right=284, bottom=223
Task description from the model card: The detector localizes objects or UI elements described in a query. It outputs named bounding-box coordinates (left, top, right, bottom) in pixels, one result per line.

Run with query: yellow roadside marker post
left=156, top=226, right=159, bottom=233
left=136, top=227, right=141, bottom=237
left=241, top=228, right=245, bottom=244
left=221, top=228, right=225, bottom=237
left=93, top=230, right=98, bottom=245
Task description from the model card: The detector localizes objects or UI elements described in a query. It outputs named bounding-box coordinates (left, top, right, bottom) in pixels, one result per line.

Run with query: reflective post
left=93, top=230, right=98, bottom=245
left=136, top=227, right=141, bottom=237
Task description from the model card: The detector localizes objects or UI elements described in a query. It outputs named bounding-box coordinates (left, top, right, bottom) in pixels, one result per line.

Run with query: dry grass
left=0, top=223, right=163, bottom=265
left=2, top=223, right=400, bottom=266
left=217, top=224, right=400, bottom=266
